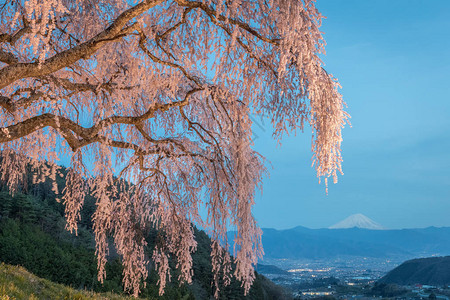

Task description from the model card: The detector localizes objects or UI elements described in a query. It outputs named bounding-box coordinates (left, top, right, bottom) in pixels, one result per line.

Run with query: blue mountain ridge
left=228, top=226, right=450, bottom=260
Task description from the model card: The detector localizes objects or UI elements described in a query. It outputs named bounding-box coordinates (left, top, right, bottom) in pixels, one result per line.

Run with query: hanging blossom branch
left=0, top=0, right=165, bottom=89
left=0, top=0, right=349, bottom=297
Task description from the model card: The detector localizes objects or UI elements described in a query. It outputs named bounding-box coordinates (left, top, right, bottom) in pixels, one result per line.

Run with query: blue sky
left=252, top=0, right=450, bottom=230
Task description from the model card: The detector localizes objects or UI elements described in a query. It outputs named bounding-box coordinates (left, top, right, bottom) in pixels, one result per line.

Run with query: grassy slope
left=0, top=263, right=142, bottom=300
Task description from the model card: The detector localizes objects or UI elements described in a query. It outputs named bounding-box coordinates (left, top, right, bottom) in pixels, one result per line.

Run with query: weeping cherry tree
left=0, top=0, right=348, bottom=297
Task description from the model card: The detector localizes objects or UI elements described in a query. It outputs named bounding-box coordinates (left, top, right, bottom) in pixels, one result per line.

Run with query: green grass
left=0, top=263, right=140, bottom=300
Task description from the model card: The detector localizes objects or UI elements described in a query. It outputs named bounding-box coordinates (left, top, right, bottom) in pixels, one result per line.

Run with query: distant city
left=253, top=214, right=450, bottom=299
left=262, top=256, right=398, bottom=283
left=258, top=256, right=450, bottom=300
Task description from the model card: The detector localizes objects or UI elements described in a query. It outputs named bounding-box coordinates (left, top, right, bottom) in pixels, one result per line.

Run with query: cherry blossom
left=0, top=0, right=348, bottom=296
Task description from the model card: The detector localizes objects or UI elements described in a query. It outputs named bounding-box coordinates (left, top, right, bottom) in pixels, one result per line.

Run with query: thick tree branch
left=0, top=88, right=201, bottom=151
left=0, top=0, right=164, bottom=89
left=44, top=75, right=136, bottom=94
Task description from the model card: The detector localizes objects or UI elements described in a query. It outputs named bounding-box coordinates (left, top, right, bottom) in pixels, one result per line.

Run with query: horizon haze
left=261, top=213, right=450, bottom=231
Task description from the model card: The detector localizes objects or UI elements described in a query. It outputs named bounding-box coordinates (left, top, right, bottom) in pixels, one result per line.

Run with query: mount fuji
left=329, top=213, right=385, bottom=230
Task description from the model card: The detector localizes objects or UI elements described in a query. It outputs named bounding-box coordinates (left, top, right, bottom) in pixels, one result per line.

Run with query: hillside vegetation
left=0, top=167, right=290, bottom=300
left=379, top=256, right=450, bottom=286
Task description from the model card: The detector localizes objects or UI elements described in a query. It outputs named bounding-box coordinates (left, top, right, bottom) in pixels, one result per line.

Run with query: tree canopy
left=0, top=0, right=348, bottom=297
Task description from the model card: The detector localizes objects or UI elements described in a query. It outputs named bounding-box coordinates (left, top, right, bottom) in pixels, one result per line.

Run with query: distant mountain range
left=329, top=213, right=384, bottom=230
left=379, top=256, right=450, bottom=286
left=251, top=225, right=450, bottom=260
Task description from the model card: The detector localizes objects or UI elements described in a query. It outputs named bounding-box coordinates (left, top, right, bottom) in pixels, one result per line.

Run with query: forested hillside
left=379, top=256, right=450, bottom=286
left=0, top=167, right=290, bottom=300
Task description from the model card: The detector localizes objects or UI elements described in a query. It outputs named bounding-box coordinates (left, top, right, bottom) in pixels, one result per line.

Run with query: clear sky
left=252, top=0, right=450, bottom=230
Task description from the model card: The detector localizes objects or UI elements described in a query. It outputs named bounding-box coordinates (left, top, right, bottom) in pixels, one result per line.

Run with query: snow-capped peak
left=329, top=213, right=384, bottom=230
